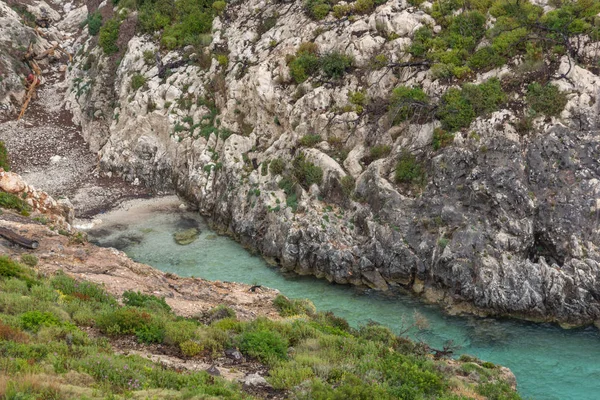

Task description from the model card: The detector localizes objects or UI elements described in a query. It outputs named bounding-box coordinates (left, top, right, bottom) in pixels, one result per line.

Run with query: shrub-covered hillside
left=0, top=254, right=519, bottom=399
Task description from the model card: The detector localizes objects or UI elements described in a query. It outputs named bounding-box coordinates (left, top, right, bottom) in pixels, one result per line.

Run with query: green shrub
left=0, top=140, right=9, bottom=171
left=357, top=323, right=396, bottom=346
left=289, top=52, right=320, bottom=84
left=51, top=273, right=115, bottom=304
left=477, top=381, right=521, bottom=400
left=299, top=134, right=322, bottom=147
left=212, top=0, right=226, bottom=14
left=293, top=153, right=323, bottom=189
left=368, top=145, right=391, bottom=161
left=180, top=339, right=204, bottom=356
left=273, top=295, right=316, bottom=317
left=305, top=0, right=332, bottom=20
left=19, top=255, right=37, bottom=268
left=340, top=175, right=355, bottom=197
left=354, top=0, right=375, bottom=13
left=20, top=311, right=61, bottom=332
left=526, top=83, right=568, bottom=117
left=0, top=192, right=31, bottom=215
left=96, top=307, right=165, bottom=343
left=0, top=256, right=35, bottom=286
left=131, top=73, right=147, bottom=90
left=99, top=18, right=120, bottom=54
left=437, top=78, right=505, bottom=132
left=270, top=158, right=286, bottom=175
left=320, top=52, right=353, bottom=79
left=437, top=88, right=475, bottom=132
left=468, top=46, right=506, bottom=71
left=462, top=78, right=506, bottom=116
left=164, top=320, right=198, bottom=345
left=395, top=151, right=424, bottom=185
left=122, top=290, right=171, bottom=313
left=86, top=12, right=102, bottom=36
left=409, top=26, right=433, bottom=58
left=389, top=86, right=429, bottom=124
left=205, top=304, right=236, bottom=322
left=143, top=50, right=155, bottom=65
left=432, top=128, right=454, bottom=150
left=217, top=54, right=229, bottom=67
left=238, top=329, right=288, bottom=362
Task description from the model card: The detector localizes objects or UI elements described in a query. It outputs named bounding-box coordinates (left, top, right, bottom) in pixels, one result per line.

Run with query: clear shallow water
left=89, top=210, right=600, bottom=400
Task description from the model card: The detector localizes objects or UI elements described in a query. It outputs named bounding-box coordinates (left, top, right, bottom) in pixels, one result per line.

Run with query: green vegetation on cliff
left=0, top=254, right=519, bottom=399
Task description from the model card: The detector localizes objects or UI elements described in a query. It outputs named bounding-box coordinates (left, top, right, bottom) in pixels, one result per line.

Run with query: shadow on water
left=88, top=210, right=600, bottom=400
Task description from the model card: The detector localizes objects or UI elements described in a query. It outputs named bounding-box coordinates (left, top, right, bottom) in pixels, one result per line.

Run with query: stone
left=240, top=373, right=269, bottom=387
left=173, top=228, right=199, bottom=245
left=205, top=364, right=220, bottom=376
left=224, top=348, right=243, bottom=362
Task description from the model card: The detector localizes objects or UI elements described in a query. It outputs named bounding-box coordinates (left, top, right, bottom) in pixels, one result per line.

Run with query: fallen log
left=0, top=227, right=38, bottom=249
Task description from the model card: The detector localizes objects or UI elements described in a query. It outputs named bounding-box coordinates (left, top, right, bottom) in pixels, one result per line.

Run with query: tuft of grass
left=395, top=151, right=425, bottom=185
left=0, top=192, right=30, bottom=215
left=0, top=141, right=9, bottom=171
left=131, top=73, right=147, bottom=91
left=299, top=134, right=322, bottom=147
left=273, top=295, right=316, bottom=317
left=293, top=153, right=323, bottom=189
left=99, top=18, right=120, bottom=54
left=526, top=83, right=568, bottom=117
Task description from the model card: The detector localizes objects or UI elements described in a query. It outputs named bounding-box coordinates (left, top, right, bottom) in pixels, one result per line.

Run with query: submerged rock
left=173, top=228, right=199, bottom=245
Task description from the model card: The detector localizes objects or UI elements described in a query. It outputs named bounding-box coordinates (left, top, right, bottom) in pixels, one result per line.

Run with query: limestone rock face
left=60, top=0, right=600, bottom=326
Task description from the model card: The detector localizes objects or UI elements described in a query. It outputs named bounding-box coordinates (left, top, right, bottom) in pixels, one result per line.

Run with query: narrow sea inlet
left=87, top=200, right=600, bottom=400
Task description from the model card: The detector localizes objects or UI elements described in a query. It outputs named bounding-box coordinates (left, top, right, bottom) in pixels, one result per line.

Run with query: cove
left=87, top=204, right=600, bottom=400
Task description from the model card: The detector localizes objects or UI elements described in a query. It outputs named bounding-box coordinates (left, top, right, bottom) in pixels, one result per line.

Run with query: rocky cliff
left=2, top=0, right=600, bottom=327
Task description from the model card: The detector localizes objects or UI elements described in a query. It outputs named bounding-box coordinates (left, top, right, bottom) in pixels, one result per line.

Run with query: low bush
left=130, top=73, right=147, bottom=90
left=389, top=86, right=430, bottom=125
left=526, top=82, right=568, bottom=117
left=85, top=12, right=102, bottom=36
left=340, top=175, right=355, bottom=197
left=122, top=290, right=171, bottom=313
left=0, top=192, right=31, bottom=215
left=289, top=52, right=320, bottom=84
left=437, top=78, right=505, bottom=132
left=180, top=339, right=204, bottom=356
left=432, top=128, right=454, bottom=150
left=273, top=295, right=316, bottom=317
left=205, top=304, right=236, bottom=323
left=320, top=52, right=353, bottom=80
left=164, top=319, right=198, bottom=345
left=19, top=254, right=37, bottom=268
left=0, top=256, right=35, bottom=286
left=293, top=153, right=323, bottom=189
left=365, top=144, right=391, bottom=163
left=270, top=158, right=286, bottom=175
left=304, top=0, right=332, bottom=20
left=238, top=329, right=288, bottom=363
left=299, top=134, right=322, bottom=147
left=98, top=18, right=120, bottom=54
left=96, top=307, right=165, bottom=343
left=20, top=311, right=61, bottom=333
left=51, top=273, right=115, bottom=305
left=395, top=151, right=425, bottom=185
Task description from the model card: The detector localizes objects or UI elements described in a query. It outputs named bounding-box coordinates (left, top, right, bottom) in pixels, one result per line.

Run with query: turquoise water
left=89, top=210, right=600, bottom=400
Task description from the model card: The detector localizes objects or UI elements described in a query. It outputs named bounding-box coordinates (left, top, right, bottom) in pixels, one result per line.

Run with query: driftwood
left=0, top=227, right=39, bottom=249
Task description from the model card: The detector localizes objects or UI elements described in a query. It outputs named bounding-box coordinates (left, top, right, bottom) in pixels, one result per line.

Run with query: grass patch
left=0, top=192, right=31, bottom=215
left=0, top=141, right=9, bottom=171
left=99, top=18, right=120, bottom=54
